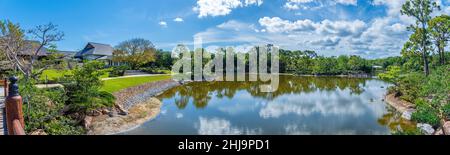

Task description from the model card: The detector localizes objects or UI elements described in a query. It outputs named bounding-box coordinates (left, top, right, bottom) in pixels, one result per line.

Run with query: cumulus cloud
left=193, top=0, right=263, bottom=18
left=258, top=17, right=366, bottom=37
left=197, top=117, right=262, bottom=135
left=174, top=17, right=184, bottom=22
left=258, top=89, right=387, bottom=119
left=258, top=17, right=317, bottom=33
left=244, top=0, right=263, bottom=6
left=284, top=0, right=357, bottom=10
left=159, top=21, right=168, bottom=27
left=192, top=0, right=448, bottom=58
left=309, top=37, right=341, bottom=47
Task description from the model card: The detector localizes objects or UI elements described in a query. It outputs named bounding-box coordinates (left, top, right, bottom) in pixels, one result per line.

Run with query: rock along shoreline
left=87, top=79, right=184, bottom=135
left=384, top=93, right=450, bottom=135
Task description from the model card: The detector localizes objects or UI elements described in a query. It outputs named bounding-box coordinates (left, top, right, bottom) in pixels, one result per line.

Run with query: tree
left=348, top=55, right=370, bottom=73
left=0, top=21, right=64, bottom=80
left=429, top=15, right=450, bottom=65
left=378, top=66, right=402, bottom=86
left=113, top=38, right=156, bottom=69
left=401, top=0, right=440, bottom=76
left=337, top=55, right=350, bottom=74
left=62, top=61, right=115, bottom=113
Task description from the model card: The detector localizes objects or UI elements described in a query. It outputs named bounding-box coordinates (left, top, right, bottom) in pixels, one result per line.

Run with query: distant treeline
left=145, top=48, right=381, bottom=76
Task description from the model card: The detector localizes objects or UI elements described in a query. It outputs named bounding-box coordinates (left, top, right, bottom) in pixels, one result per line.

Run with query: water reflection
left=125, top=75, right=396, bottom=135
left=159, top=76, right=370, bottom=109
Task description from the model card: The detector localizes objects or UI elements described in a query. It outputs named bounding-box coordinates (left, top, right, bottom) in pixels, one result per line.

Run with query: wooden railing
left=12, top=119, right=25, bottom=135
left=3, top=77, right=26, bottom=135
left=0, top=78, right=7, bottom=97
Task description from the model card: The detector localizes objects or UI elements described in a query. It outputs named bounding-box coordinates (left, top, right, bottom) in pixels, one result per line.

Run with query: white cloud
left=176, top=113, right=184, bottom=118
left=197, top=117, right=262, bottom=135
left=174, top=17, right=184, bottom=22
left=335, top=0, right=357, bottom=5
left=284, top=0, right=357, bottom=10
left=258, top=90, right=387, bottom=119
left=244, top=0, right=263, bottom=6
left=192, top=0, right=449, bottom=58
left=259, top=17, right=366, bottom=37
left=258, top=17, right=317, bottom=33
left=159, top=21, right=168, bottom=27
left=193, top=0, right=263, bottom=18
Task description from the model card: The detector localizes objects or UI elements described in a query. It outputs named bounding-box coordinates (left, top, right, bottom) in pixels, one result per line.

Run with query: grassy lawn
left=41, top=69, right=109, bottom=82
left=101, top=75, right=172, bottom=93
left=40, top=69, right=72, bottom=81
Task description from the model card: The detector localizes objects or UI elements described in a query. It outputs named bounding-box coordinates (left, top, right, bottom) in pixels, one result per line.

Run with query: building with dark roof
left=75, top=42, right=114, bottom=60
left=18, top=41, right=49, bottom=58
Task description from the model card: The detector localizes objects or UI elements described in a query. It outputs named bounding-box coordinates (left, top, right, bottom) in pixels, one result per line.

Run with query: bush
left=397, top=72, right=426, bottom=102
left=140, top=67, right=172, bottom=74
left=421, top=65, right=449, bottom=106
left=22, top=86, right=84, bottom=135
left=62, top=61, right=116, bottom=113
left=109, top=65, right=130, bottom=77
left=43, top=116, right=85, bottom=135
left=411, top=101, right=441, bottom=127
left=443, top=104, right=450, bottom=120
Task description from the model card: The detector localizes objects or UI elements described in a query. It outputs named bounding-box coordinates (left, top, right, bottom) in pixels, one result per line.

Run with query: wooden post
left=2, top=78, right=7, bottom=97
left=5, top=76, right=25, bottom=135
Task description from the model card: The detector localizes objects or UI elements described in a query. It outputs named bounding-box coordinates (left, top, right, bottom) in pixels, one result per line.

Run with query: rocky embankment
left=86, top=79, right=182, bottom=135
left=385, top=93, right=450, bottom=135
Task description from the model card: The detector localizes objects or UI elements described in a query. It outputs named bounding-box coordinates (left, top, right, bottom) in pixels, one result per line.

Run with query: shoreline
left=296, top=74, right=376, bottom=78
left=87, top=79, right=183, bottom=135
left=384, top=93, right=416, bottom=114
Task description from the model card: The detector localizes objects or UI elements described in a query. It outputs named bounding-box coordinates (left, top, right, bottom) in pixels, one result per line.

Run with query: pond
left=123, top=75, right=407, bottom=135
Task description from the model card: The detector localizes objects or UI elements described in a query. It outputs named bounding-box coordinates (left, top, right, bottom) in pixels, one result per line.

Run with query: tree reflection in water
left=158, top=75, right=370, bottom=109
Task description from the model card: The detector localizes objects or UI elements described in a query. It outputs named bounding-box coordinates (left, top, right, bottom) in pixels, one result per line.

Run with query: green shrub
left=421, top=65, right=449, bottom=106
left=378, top=66, right=401, bottom=84
left=140, top=67, right=172, bottom=74
left=443, top=104, right=450, bottom=119
left=411, top=101, right=441, bottom=127
left=22, top=86, right=84, bottom=135
left=43, top=116, right=85, bottom=135
left=109, top=65, right=130, bottom=77
left=62, top=61, right=116, bottom=113
left=397, top=72, right=426, bottom=102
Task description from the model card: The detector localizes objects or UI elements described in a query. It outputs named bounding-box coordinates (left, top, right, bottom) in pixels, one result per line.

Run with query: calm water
left=124, top=75, right=401, bottom=135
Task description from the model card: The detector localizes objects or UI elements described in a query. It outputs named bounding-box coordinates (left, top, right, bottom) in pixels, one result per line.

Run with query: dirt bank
left=87, top=79, right=181, bottom=135
left=384, top=93, right=415, bottom=113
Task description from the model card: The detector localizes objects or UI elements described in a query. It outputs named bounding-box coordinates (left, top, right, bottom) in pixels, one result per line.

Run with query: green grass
left=41, top=69, right=109, bottom=82
left=101, top=75, right=172, bottom=93
left=40, top=69, right=72, bottom=81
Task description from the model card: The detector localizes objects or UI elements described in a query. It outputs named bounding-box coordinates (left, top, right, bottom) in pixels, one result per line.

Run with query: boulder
left=83, top=116, right=93, bottom=129
left=443, top=122, right=450, bottom=135
left=401, top=109, right=416, bottom=121
left=115, top=104, right=128, bottom=116
left=101, top=108, right=111, bottom=115
left=87, top=110, right=102, bottom=116
left=417, top=123, right=435, bottom=135
left=30, top=129, right=47, bottom=135
left=435, top=128, right=444, bottom=135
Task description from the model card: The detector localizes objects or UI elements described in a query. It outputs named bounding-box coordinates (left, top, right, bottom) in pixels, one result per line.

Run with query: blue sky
left=1, top=0, right=449, bottom=58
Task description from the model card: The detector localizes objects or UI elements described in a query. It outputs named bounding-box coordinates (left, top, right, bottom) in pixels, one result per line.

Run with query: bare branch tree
left=0, top=21, right=64, bottom=80
left=27, top=23, right=64, bottom=79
